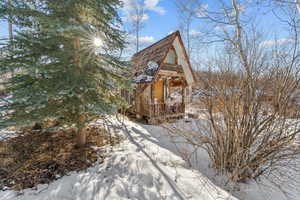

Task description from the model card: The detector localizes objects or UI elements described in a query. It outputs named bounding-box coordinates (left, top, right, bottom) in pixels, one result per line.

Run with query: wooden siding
left=160, top=64, right=184, bottom=73
left=153, top=80, right=164, bottom=103
left=128, top=31, right=194, bottom=123
left=172, top=37, right=194, bottom=85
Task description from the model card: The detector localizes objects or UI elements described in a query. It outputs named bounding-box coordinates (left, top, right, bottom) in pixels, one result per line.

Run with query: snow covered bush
left=200, top=76, right=300, bottom=183
left=177, top=0, right=300, bottom=187
left=198, top=42, right=300, bottom=184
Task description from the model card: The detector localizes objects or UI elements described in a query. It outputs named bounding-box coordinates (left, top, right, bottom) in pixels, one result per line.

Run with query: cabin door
left=153, top=80, right=164, bottom=103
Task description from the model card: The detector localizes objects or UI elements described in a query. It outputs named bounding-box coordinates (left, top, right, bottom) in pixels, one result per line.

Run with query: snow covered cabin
left=127, top=31, right=195, bottom=123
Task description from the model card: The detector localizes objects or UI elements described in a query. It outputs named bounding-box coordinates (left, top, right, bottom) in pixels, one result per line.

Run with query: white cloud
left=127, top=34, right=155, bottom=44
left=144, top=0, right=166, bottom=15
left=123, top=34, right=155, bottom=57
left=121, top=0, right=133, bottom=12
left=260, top=38, right=293, bottom=47
left=121, top=0, right=165, bottom=22
left=214, top=25, right=233, bottom=31
left=139, top=36, right=155, bottom=44
left=190, top=30, right=201, bottom=36
left=124, top=13, right=149, bottom=22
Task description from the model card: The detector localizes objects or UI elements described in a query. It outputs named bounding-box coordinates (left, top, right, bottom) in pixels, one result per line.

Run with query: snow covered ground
left=0, top=129, right=17, bottom=141
left=0, top=115, right=299, bottom=200
left=0, top=116, right=235, bottom=200
left=0, top=96, right=18, bottom=141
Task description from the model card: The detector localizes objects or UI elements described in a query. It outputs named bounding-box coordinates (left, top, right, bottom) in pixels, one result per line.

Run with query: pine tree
left=0, top=0, right=128, bottom=146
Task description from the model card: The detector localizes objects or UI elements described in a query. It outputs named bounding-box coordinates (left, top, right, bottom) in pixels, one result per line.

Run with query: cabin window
left=165, top=48, right=177, bottom=65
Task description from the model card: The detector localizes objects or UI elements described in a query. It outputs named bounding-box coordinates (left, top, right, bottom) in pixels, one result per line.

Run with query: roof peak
left=133, top=30, right=180, bottom=58
left=130, top=30, right=185, bottom=84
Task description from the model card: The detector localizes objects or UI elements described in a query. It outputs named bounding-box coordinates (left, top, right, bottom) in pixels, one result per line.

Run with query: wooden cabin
left=127, top=31, right=195, bottom=123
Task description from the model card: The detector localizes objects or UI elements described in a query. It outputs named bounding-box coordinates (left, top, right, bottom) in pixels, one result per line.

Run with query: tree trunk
left=8, top=0, right=13, bottom=43
left=8, top=22, right=13, bottom=42
left=77, top=127, right=87, bottom=147
left=8, top=0, right=14, bottom=76
left=8, top=21, right=14, bottom=76
left=73, top=37, right=87, bottom=147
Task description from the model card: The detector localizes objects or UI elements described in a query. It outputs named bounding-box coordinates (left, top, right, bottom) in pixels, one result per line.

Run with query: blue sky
left=120, top=0, right=181, bottom=47
left=132, top=0, right=179, bottom=41
left=0, top=0, right=178, bottom=40
left=0, top=20, right=9, bottom=38
left=118, top=0, right=291, bottom=50
left=0, top=0, right=292, bottom=48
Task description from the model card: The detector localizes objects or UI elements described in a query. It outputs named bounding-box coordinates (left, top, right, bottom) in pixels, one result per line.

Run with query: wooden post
left=163, top=78, right=167, bottom=103
left=150, top=84, right=153, bottom=118
left=135, top=86, right=141, bottom=118
left=150, top=83, right=153, bottom=104
left=182, top=81, right=185, bottom=113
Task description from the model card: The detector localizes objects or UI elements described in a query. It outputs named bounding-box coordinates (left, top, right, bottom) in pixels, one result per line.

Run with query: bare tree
left=175, top=0, right=225, bottom=70
left=172, top=0, right=300, bottom=197
left=127, top=0, right=146, bottom=53
left=175, top=0, right=207, bottom=60
left=175, top=0, right=197, bottom=56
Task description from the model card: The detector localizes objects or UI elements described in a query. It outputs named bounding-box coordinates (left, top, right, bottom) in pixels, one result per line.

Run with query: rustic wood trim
left=133, top=31, right=193, bottom=86
left=160, top=64, right=184, bottom=73
left=163, top=78, right=167, bottom=102
left=154, top=31, right=195, bottom=84
left=150, top=83, right=153, bottom=104
left=159, top=32, right=179, bottom=66
left=158, top=71, right=185, bottom=77
left=136, top=83, right=150, bottom=97
left=161, top=63, right=180, bottom=67
left=173, top=46, right=178, bottom=65
left=150, top=31, right=179, bottom=83
left=130, top=31, right=193, bottom=122
left=176, top=31, right=197, bottom=83
left=132, top=31, right=178, bottom=58
left=168, top=79, right=185, bottom=87
left=181, top=84, right=185, bottom=105
left=163, top=46, right=178, bottom=65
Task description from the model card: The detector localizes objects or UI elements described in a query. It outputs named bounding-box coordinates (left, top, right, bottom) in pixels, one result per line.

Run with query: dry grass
left=0, top=125, right=122, bottom=190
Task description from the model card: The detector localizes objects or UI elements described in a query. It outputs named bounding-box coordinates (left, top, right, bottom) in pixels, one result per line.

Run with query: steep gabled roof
left=131, top=31, right=179, bottom=84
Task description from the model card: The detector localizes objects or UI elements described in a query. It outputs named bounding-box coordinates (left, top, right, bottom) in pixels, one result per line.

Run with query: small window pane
left=166, top=49, right=176, bottom=64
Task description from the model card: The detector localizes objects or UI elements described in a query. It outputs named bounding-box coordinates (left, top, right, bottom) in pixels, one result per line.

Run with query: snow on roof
left=132, top=61, right=159, bottom=84
left=132, top=74, right=154, bottom=83
left=131, top=31, right=179, bottom=84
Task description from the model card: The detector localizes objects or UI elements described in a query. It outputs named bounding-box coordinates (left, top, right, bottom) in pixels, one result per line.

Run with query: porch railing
left=149, top=103, right=185, bottom=118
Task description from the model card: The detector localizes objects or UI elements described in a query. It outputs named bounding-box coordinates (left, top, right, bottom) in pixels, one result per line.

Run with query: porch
left=136, top=74, right=187, bottom=122
left=142, top=102, right=185, bottom=118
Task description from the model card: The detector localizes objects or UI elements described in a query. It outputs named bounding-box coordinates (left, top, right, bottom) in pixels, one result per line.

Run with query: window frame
left=165, top=47, right=178, bottom=65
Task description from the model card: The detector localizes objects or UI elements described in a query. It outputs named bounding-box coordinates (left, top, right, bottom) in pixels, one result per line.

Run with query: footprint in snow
left=137, top=173, right=154, bottom=188
left=120, top=156, right=126, bottom=161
